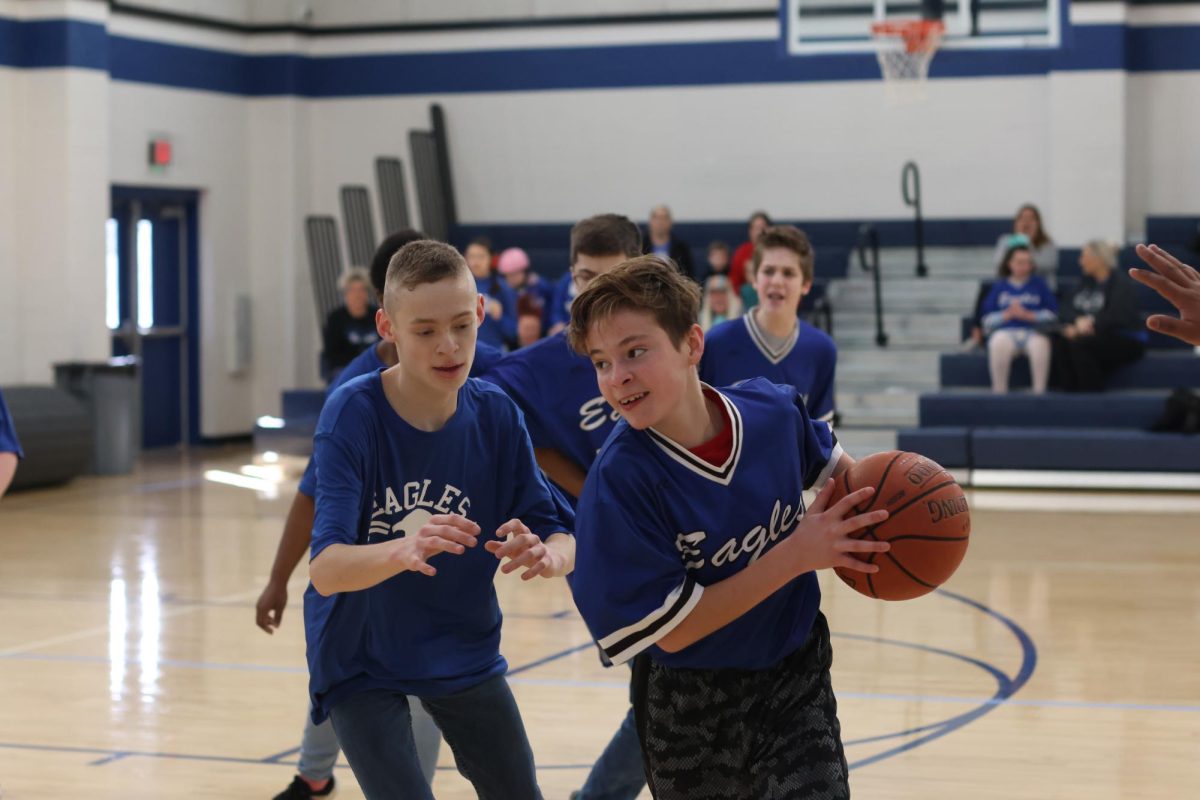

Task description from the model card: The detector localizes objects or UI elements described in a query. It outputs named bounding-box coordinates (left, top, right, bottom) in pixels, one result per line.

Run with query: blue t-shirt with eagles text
left=304, top=373, right=574, bottom=722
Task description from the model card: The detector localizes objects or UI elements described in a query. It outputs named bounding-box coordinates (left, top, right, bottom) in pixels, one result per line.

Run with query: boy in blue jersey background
left=305, top=240, right=574, bottom=800
left=481, top=214, right=649, bottom=800
left=567, top=257, right=889, bottom=800
left=255, top=229, right=503, bottom=800
left=483, top=213, right=642, bottom=501
left=701, top=225, right=837, bottom=423
left=0, top=388, right=22, bottom=498
left=979, top=243, right=1058, bottom=393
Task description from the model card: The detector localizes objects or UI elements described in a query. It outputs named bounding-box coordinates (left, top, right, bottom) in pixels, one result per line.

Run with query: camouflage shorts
left=633, top=612, right=849, bottom=800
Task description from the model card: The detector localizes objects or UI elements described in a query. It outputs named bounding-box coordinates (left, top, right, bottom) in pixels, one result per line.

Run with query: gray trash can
left=53, top=357, right=139, bottom=475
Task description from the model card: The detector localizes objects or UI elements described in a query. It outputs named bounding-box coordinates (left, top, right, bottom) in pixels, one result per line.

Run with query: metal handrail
left=856, top=224, right=888, bottom=347
left=901, top=161, right=929, bottom=278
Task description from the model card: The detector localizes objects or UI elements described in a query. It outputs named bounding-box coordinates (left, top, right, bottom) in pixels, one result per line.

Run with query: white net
left=871, top=21, right=943, bottom=102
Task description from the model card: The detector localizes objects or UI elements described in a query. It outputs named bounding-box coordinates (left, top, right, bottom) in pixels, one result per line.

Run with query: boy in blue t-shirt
left=566, top=257, right=889, bottom=799
left=305, top=240, right=574, bottom=800
left=255, top=229, right=503, bottom=800
left=980, top=243, right=1058, bottom=393
left=482, top=213, right=642, bottom=501
left=480, top=214, right=645, bottom=800
left=0, top=388, right=22, bottom=498
left=700, top=225, right=836, bottom=423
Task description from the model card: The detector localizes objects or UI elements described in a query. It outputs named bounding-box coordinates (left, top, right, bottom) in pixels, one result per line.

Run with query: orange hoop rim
left=870, top=19, right=945, bottom=54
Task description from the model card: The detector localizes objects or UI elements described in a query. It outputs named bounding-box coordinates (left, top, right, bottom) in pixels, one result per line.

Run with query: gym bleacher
left=899, top=215, right=1200, bottom=481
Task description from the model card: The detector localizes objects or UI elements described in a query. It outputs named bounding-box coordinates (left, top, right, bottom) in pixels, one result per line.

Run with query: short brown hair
left=384, top=240, right=470, bottom=312
left=570, top=214, right=642, bottom=265
left=753, top=225, right=815, bottom=283
left=566, top=255, right=701, bottom=356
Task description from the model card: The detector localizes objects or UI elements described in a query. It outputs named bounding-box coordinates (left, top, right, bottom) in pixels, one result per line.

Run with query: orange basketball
left=829, top=450, right=969, bottom=601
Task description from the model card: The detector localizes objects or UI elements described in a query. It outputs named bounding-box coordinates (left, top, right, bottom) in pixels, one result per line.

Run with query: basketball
left=830, top=450, right=969, bottom=600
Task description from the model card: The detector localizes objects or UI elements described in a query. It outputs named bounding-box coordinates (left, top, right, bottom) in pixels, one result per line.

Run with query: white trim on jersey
left=812, top=439, right=844, bottom=491
left=597, top=576, right=705, bottom=665
left=646, top=386, right=744, bottom=486
left=744, top=310, right=799, bottom=365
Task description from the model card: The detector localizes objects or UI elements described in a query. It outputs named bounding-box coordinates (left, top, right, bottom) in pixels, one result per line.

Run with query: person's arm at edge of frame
left=254, top=490, right=316, bottom=633
left=0, top=452, right=16, bottom=498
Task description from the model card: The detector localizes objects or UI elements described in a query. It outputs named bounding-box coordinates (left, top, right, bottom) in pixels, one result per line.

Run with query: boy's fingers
left=831, top=486, right=874, bottom=517
left=429, top=514, right=482, bottom=535
left=838, top=557, right=880, bottom=574
left=489, top=533, right=537, bottom=561
left=808, top=479, right=835, bottom=514
left=521, top=562, right=548, bottom=581
left=426, top=525, right=477, bottom=548
left=841, top=537, right=890, bottom=553
left=839, top=509, right=889, bottom=535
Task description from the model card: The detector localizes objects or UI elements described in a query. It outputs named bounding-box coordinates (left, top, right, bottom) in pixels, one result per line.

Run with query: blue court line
left=0, top=589, right=1040, bottom=774
left=845, top=588, right=1038, bottom=771
left=260, top=745, right=301, bottom=764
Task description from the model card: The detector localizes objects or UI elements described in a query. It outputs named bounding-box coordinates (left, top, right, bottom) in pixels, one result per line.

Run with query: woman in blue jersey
left=980, top=244, right=1058, bottom=393
left=567, top=256, right=889, bottom=800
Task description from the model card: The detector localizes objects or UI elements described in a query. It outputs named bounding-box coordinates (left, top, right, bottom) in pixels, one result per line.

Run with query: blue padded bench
left=939, top=352, right=1200, bottom=390
left=971, top=428, right=1200, bottom=472
left=917, top=392, right=1166, bottom=429
left=896, top=427, right=971, bottom=468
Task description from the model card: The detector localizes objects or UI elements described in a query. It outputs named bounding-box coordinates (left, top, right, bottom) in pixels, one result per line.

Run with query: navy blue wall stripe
left=4, top=16, right=1200, bottom=96
left=0, top=18, right=108, bottom=70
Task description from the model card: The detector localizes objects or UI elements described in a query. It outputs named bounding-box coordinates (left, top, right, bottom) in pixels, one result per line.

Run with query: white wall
left=4, top=1, right=1200, bottom=434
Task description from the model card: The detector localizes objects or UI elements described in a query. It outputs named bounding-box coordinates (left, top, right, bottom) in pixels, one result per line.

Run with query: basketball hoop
left=870, top=19, right=944, bottom=102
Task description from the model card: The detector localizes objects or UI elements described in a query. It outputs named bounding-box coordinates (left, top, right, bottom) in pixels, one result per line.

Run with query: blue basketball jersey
left=0, top=389, right=22, bottom=458
left=480, top=332, right=619, bottom=502
left=700, top=314, right=837, bottom=423
left=570, top=378, right=841, bottom=670
left=305, top=374, right=574, bottom=722
left=477, top=275, right=517, bottom=349
left=298, top=339, right=505, bottom=497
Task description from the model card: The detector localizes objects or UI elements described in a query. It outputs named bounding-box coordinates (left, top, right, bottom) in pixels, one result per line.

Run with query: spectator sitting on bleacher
left=1051, top=240, right=1146, bottom=392
left=465, top=237, right=518, bottom=350
left=643, top=204, right=696, bottom=282
left=321, top=268, right=379, bottom=384
left=995, top=204, right=1057, bottom=287
left=980, top=244, right=1058, bottom=394
left=515, top=293, right=545, bottom=349
left=698, top=274, right=743, bottom=331
left=702, top=240, right=731, bottom=283
left=0, top=387, right=22, bottom=498
left=730, top=210, right=771, bottom=294
left=498, top=246, right=554, bottom=322
left=1131, top=243, right=1200, bottom=346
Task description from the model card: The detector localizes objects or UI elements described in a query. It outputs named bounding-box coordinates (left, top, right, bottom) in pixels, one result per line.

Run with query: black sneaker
left=273, top=775, right=336, bottom=800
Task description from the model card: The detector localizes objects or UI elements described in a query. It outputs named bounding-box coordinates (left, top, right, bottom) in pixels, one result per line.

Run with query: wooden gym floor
left=0, top=448, right=1197, bottom=799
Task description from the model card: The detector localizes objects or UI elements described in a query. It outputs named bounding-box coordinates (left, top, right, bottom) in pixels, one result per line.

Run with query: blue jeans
left=329, top=676, right=542, bottom=800
left=298, top=698, right=441, bottom=784
left=577, top=705, right=646, bottom=800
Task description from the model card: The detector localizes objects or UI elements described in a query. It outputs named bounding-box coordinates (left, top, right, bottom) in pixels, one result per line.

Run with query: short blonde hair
left=338, top=267, right=371, bottom=293
left=1084, top=240, right=1119, bottom=271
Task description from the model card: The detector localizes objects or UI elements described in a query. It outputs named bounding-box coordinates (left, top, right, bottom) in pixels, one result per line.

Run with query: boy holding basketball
left=567, top=256, right=888, bottom=800
left=304, top=240, right=573, bottom=799
left=700, top=225, right=836, bottom=423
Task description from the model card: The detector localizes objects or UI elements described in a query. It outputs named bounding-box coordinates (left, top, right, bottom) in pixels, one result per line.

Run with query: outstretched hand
left=1130, top=244, right=1200, bottom=346
left=485, top=519, right=567, bottom=580
left=390, top=514, right=480, bottom=577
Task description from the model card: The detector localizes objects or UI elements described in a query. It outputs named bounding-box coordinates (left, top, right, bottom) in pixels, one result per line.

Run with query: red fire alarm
left=148, top=138, right=172, bottom=168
